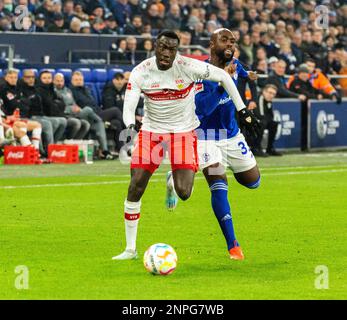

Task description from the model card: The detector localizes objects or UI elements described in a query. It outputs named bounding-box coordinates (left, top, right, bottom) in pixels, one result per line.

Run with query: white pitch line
left=1, top=168, right=347, bottom=190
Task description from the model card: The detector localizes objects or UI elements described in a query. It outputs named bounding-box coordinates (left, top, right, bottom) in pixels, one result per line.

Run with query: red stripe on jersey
left=125, top=213, right=140, bottom=220
left=143, top=82, right=194, bottom=101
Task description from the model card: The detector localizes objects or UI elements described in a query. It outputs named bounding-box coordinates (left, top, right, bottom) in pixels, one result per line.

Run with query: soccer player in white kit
left=113, top=30, right=260, bottom=260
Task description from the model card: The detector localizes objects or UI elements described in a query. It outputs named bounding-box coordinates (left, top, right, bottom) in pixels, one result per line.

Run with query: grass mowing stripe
left=1, top=168, right=347, bottom=189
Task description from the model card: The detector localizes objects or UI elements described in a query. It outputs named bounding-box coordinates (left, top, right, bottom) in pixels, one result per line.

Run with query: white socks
left=124, top=199, right=141, bottom=251
left=0, top=124, right=4, bottom=141
left=31, top=127, right=42, bottom=150
left=19, top=135, right=31, bottom=147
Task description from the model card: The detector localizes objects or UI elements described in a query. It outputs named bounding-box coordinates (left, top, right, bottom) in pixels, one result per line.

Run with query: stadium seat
left=107, top=68, right=124, bottom=81
left=92, top=69, right=107, bottom=83
left=57, top=68, right=72, bottom=83
left=31, top=68, right=39, bottom=77
left=77, top=68, right=92, bottom=82
left=0, top=69, right=2, bottom=77
left=96, top=82, right=106, bottom=106
left=85, top=82, right=99, bottom=105
left=39, top=68, right=56, bottom=76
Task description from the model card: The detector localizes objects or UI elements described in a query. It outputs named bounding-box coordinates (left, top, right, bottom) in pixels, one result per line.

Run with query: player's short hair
left=156, top=30, right=180, bottom=45
left=263, top=84, right=278, bottom=92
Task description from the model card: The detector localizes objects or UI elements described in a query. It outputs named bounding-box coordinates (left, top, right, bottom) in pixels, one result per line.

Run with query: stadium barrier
left=308, top=98, right=347, bottom=150
left=272, top=99, right=302, bottom=150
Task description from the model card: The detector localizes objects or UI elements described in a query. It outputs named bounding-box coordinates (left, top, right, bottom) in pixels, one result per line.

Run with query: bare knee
left=13, top=123, right=27, bottom=138
left=174, top=183, right=193, bottom=201
left=234, top=166, right=261, bottom=189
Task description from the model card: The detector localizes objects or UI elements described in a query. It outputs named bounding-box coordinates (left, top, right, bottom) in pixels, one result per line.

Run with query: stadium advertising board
left=272, top=99, right=302, bottom=150
left=308, top=99, right=347, bottom=149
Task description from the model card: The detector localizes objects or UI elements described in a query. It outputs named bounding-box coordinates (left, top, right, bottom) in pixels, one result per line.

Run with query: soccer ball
left=143, top=243, right=177, bottom=275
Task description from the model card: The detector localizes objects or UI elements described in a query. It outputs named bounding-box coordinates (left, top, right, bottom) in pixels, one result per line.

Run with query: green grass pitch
left=0, top=152, right=346, bottom=300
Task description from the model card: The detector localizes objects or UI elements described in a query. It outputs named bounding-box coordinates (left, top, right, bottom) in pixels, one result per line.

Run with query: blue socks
left=210, top=180, right=238, bottom=250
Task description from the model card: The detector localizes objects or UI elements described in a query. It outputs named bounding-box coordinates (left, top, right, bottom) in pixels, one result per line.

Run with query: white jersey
left=123, top=54, right=247, bottom=133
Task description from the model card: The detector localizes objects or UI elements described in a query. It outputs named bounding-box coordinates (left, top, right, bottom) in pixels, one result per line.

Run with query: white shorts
left=197, top=131, right=257, bottom=173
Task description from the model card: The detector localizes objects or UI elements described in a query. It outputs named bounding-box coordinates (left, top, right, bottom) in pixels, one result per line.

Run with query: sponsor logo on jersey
left=316, top=110, right=340, bottom=139
left=7, top=151, right=24, bottom=159
left=51, top=150, right=67, bottom=157
left=150, top=83, right=160, bottom=88
left=144, top=82, right=194, bottom=101
left=219, top=97, right=232, bottom=105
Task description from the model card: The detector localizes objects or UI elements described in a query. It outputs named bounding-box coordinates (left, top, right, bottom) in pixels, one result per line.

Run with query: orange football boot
left=229, top=241, right=244, bottom=260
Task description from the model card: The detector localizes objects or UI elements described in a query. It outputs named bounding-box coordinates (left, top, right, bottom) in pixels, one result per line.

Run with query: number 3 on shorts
left=238, top=141, right=248, bottom=155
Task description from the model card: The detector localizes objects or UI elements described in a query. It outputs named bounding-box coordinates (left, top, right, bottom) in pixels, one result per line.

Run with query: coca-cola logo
left=51, top=150, right=66, bottom=157
left=7, top=151, right=24, bottom=159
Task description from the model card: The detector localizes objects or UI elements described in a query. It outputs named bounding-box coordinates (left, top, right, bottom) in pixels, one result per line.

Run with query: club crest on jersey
left=202, top=152, right=210, bottom=162
left=127, top=82, right=132, bottom=90
left=175, top=79, right=184, bottom=89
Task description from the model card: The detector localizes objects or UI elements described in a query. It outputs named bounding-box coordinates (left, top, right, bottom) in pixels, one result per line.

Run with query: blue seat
left=57, top=68, right=72, bottom=83
left=0, top=69, right=2, bottom=78
left=39, top=68, right=56, bottom=76
left=77, top=68, right=92, bottom=82
left=31, top=68, right=39, bottom=77
left=107, top=68, right=124, bottom=81
left=92, top=69, right=107, bottom=83
left=96, top=82, right=106, bottom=105
left=85, top=82, right=99, bottom=105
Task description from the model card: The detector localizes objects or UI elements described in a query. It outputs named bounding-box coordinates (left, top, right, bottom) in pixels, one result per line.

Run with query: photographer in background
left=253, top=84, right=282, bottom=157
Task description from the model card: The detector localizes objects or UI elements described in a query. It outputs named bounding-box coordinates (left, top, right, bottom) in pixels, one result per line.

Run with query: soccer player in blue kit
left=166, top=28, right=262, bottom=260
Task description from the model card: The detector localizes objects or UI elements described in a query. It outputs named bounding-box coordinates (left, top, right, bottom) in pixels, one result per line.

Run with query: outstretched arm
left=186, top=57, right=261, bottom=138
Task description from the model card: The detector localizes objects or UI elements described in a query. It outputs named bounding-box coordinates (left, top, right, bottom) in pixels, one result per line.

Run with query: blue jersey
left=195, top=59, right=248, bottom=140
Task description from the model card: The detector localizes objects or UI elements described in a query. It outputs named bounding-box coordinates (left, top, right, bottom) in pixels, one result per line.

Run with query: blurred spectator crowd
left=0, top=1, right=346, bottom=84
left=0, top=67, right=143, bottom=159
